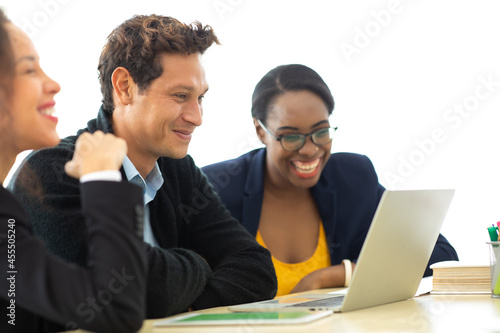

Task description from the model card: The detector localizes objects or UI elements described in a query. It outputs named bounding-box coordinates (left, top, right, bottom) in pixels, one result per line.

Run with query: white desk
left=70, top=291, right=500, bottom=332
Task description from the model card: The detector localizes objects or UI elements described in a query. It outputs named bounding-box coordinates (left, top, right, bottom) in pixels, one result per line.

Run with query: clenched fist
left=65, top=131, right=127, bottom=179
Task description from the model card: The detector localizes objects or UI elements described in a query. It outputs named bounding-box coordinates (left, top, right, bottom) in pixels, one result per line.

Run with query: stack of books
left=430, top=261, right=490, bottom=294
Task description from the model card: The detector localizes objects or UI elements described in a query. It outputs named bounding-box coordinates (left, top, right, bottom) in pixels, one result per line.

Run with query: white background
left=2, top=0, right=500, bottom=264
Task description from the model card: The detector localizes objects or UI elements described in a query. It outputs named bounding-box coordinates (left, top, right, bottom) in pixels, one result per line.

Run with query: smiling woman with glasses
left=202, top=64, right=458, bottom=296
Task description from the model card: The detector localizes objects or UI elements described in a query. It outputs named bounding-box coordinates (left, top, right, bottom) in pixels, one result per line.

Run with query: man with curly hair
left=9, top=14, right=277, bottom=331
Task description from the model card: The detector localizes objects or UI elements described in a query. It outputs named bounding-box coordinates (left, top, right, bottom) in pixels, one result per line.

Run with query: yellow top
left=256, top=222, right=331, bottom=296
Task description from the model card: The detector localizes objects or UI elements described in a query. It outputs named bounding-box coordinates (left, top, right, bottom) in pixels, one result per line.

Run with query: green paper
left=177, top=312, right=309, bottom=322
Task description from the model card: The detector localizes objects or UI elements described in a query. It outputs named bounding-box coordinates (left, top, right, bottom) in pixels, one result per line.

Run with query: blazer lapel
left=312, top=169, right=338, bottom=256
left=241, top=149, right=266, bottom=236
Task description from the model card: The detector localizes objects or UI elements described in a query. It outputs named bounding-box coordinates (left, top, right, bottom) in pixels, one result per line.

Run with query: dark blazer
left=8, top=107, right=277, bottom=327
left=0, top=182, right=146, bottom=333
left=202, top=148, right=459, bottom=277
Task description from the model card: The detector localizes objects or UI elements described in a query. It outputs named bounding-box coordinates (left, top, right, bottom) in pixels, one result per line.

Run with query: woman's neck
left=263, top=173, right=311, bottom=202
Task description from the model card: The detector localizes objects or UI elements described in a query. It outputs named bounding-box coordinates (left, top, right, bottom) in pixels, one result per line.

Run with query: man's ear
left=253, top=118, right=266, bottom=145
left=111, top=67, right=134, bottom=106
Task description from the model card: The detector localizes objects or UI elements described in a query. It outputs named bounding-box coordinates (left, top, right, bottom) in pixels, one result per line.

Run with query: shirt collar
left=122, top=155, right=164, bottom=205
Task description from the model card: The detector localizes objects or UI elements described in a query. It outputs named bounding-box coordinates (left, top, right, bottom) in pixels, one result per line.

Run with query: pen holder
left=487, top=241, right=500, bottom=298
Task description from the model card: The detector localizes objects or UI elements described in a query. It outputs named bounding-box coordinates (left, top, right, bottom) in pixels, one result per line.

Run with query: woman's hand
left=289, top=269, right=326, bottom=294
left=290, top=262, right=356, bottom=294
left=65, top=131, right=127, bottom=179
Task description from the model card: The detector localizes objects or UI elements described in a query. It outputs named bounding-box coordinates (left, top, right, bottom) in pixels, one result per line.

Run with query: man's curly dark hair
left=98, top=14, right=220, bottom=114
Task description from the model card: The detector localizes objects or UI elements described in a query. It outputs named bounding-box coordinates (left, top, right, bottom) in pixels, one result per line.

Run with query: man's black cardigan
left=9, top=107, right=277, bottom=326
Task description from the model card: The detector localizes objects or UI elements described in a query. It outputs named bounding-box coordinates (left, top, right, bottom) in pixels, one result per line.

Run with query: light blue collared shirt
left=122, top=155, right=164, bottom=247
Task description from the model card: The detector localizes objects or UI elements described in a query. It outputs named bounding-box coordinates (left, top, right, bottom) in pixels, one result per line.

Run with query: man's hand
left=65, top=131, right=127, bottom=179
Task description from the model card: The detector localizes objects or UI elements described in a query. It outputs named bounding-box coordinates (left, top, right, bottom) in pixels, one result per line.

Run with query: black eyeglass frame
left=257, top=119, right=338, bottom=152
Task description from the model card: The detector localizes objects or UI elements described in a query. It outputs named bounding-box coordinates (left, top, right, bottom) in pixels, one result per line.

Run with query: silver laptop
left=229, top=189, right=455, bottom=313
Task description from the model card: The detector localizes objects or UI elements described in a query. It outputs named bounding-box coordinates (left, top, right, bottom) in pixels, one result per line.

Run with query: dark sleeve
left=180, top=158, right=277, bottom=310
left=8, top=147, right=90, bottom=266
left=424, top=234, right=459, bottom=277
left=142, top=243, right=213, bottom=317
left=0, top=182, right=147, bottom=332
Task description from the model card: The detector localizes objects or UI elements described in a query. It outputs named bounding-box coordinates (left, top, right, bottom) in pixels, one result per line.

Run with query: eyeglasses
left=258, top=119, right=338, bottom=151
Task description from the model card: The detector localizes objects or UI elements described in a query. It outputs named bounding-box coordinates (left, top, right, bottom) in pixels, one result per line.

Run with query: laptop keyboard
left=287, top=295, right=345, bottom=308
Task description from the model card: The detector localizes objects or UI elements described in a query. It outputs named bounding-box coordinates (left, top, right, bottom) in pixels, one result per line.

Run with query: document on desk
left=153, top=311, right=332, bottom=326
